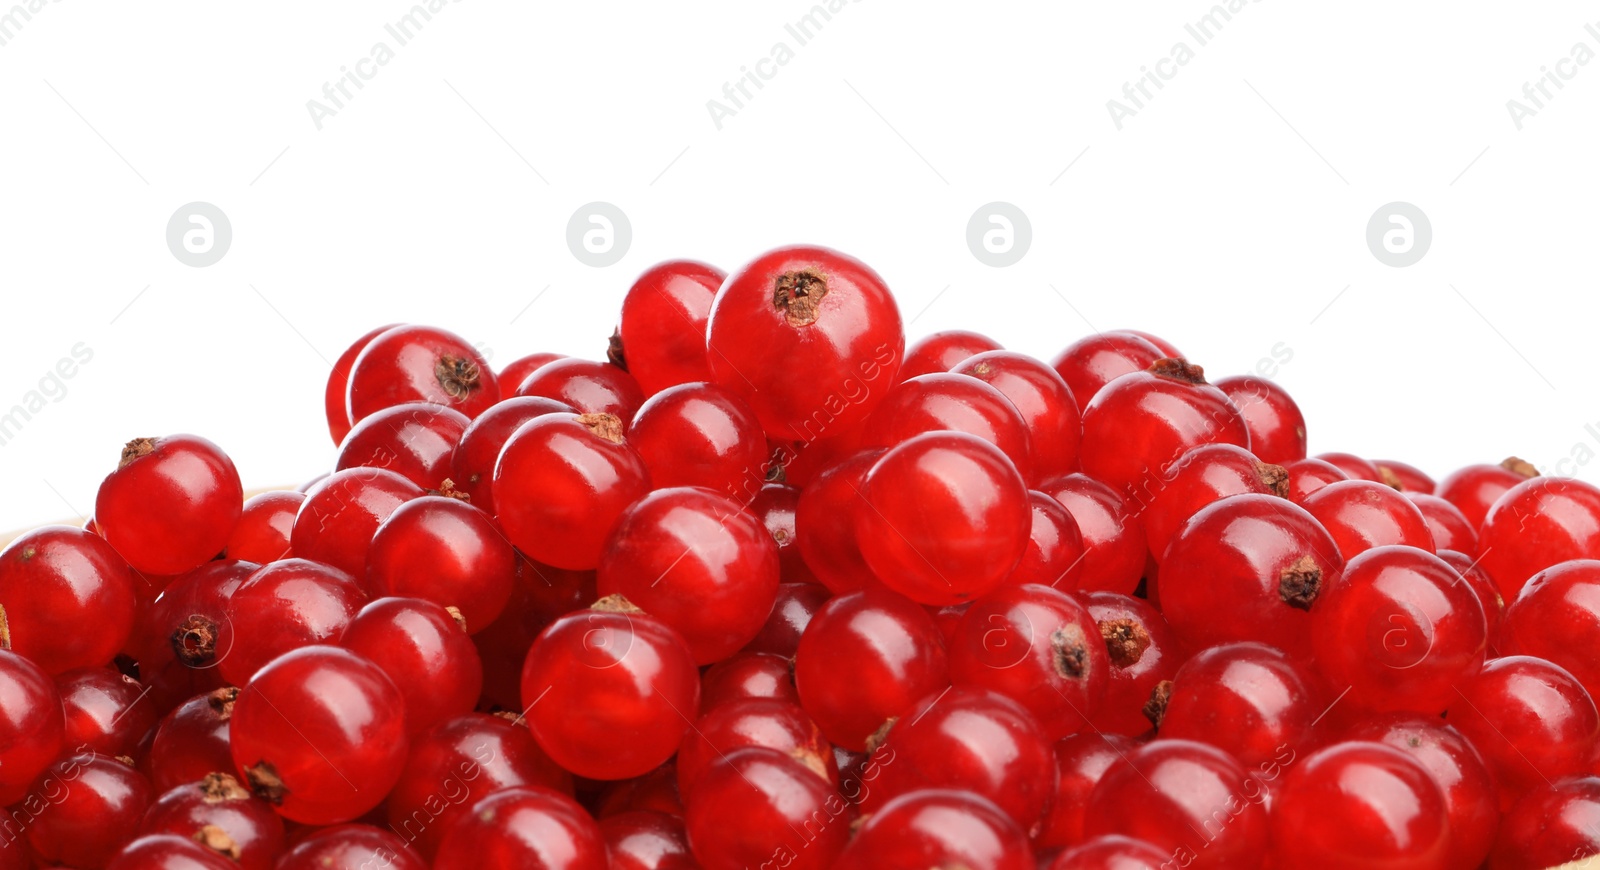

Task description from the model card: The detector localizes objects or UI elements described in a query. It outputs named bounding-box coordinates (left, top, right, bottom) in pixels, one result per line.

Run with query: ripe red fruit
left=366, top=495, right=515, bottom=631
left=223, top=490, right=303, bottom=563
left=494, top=412, right=651, bottom=570
left=900, top=330, right=1003, bottom=379
left=229, top=646, right=409, bottom=824
left=743, top=581, right=830, bottom=658
left=345, top=324, right=498, bottom=423
left=600, top=810, right=696, bottom=870
left=516, top=357, right=646, bottom=427
left=685, top=746, right=851, bottom=870
left=596, top=487, right=780, bottom=664
left=794, top=449, right=883, bottom=594
left=1050, top=332, right=1165, bottom=411
left=793, top=589, right=949, bottom=751
left=274, top=824, right=426, bottom=870
left=1316, top=451, right=1385, bottom=483
left=856, top=372, right=1036, bottom=483
left=1501, top=559, right=1600, bottom=701
left=676, top=697, right=837, bottom=796
left=855, top=432, right=1032, bottom=606
left=23, top=753, right=153, bottom=869
left=147, top=689, right=239, bottom=794
left=432, top=786, right=606, bottom=870
left=1158, top=494, right=1343, bottom=659
left=1036, top=732, right=1139, bottom=849
left=324, top=324, right=398, bottom=445
left=0, top=644, right=65, bottom=805
left=138, top=773, right=287, bottom=870
left=1048, top=836, right=1175, bottom=870
left=834, top=789, right=1034, bottom=870
left=1084, top=591, right=1180, bottom=735
left=706, top=245, right=904, bottom=441
left=333, top=402, right=470, bottom=490
left=96, top=434, right=243, bottom=576
left=0, top=526, right=137, bottom=674
left=1377, top=459, right=1436, bottom=493
left=106, top=833, right=240, bottom=870
left=953, top=351, right=1082, bottom=480
left=1407, top=492, right=1478, bottom=554
left=57, top=666, right=157, bottom=758
left=1139, top=443, right=1288, bottom=563
left=520, top=601, right=700, bottom=780
left=627, top=382, right=769, bottom=502
left=499, top=352, right=567, bottom=390
left=1478, top=476, right=1600, bottom=597
left=700, top=651, right=800, bottom=708
left=1269, top=741, right=1450, bottom=869
left=1436, top=457, right=1539, bottom=530
left=292, top=467, right=425, bottom=578
left=1213, top=375, right=1306, bottom=465
left=216, top=557, right=368, bottom=685
left=340, top=597, right=483, bottom=736
left=1008, top=490, right=1087, bottom=588
left=1150, top=641, right=1318, bottom=768
left=1284, top=456, right=1350, bottom=503
left=1445, top=655, right=1600, bottom=795
left=615, top=259, right=725, bottom=396
left=1301, top=479, right=1436, bottom=561
left=1036, top=474, right=1147, bottom=594
left=1490, top=776, right=1600, bottom=869
left=448, top=395, right=572, bottom=514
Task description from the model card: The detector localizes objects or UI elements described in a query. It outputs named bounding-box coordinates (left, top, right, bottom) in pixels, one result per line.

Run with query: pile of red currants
left=2, top=244, right=1598, bottom=870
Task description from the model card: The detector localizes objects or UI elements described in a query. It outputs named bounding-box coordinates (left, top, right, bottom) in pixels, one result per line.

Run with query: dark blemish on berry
left=1143, top=679, right=1174, bottom=728
left=1052, top=625, right=1089, bottom=679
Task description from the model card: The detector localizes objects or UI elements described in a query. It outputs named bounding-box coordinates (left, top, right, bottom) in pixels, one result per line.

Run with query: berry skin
left=222, top=490, right=303, bottom=564
left=793, top=588, right=949, bottom=751
left=700, top=651, right=800, bottom=708
left=748, top=482, right=817, bottom=584
left=685, top=746, right=851, bottom=870
left=1316, top=451, right=1386, bottom=483
left=1008, top=490, right=1087, bottom=588
left=1478, top=476, right=1600, bottom=598
left=499, top=352, right=568, bottom=390
left=1439, top=548, right=1506, bottom=643
left=856, top=372, right=1037, bottom=484
left=215, top=558, right=368, bottom=686
left=1158, top=494, right=1343, bottom=659
left=448, top=395, right=572, bottom=514
left=627, top=382, right=769, bottom=503
left=0, top=526, right=137, bottom=674
left=1446, top=655, right=1600, bottom=796
left=1036, top=732, right=1139, bottom=849
left=365, top=495, right=516, bottom=631
left=23, top=753, right=154, bottom=869
left=1269, top=741, right=1450, bottom=869
left=596, top=487, right=780, bottom=664
left=1213, top=375, right=1307, bottom=465
left=96, top=434, right=243, bottom=576
left=520, top=601, right=700, bottom=780
left=947, top=584, right=1109, bottom=739
left=1301, top=479, right=1437, bottom=561
left=1084, top=591, right=1181, bottom=735
left=706, top=245, right=904, bottom=441
left=1036, top=474, right=1147, bottom=594
left=324, top=324, right=398, bottom=446
left=228, top=645, right=409, bottom=824
left=615, top=259, right=725, bottom=396
left=273, top=824, right=426, bottom=870
left=1311, top=545, right=1488, bottom=715
left=1084, top=739, right=1270, bottom=870
left=433, top=785, right=606, bottom=870
left=345, top=324, right=498, bottom=423
left=743, top=581, right=830, bottom=658
left=899, top=329, right=1004, bottom=379
left=1050, top=331, right=1165, bottom=411
left=147, top=689, right=239, bottom=794
left=0, top=645, right=66, bottom=805
left=1150, top=641, right=1317, bottom=769
left=1139, top=442, right=1288, bottom=563
left=1048, top=836, right=1176, bottom=870
left=494, top=412, right=651, bottom=570
left=57, top=667, right=157, bottom=758
left=138, top=772, right=286, bottom=870
left=515, top=357, right=646, bottom=427
left=1490, top=776, right=1600, bottom=869
left=600, top=810, right=696, bottom=870
left=106, top=833, right=240, bottom=870
left=333, top=402, right=470, bottom=490
left=855, top=432, right=1032, bottom=606
left=596, top=762, right=686, bottom=819
left=1284, top=456, right=1350, bottom=503
left=1501, top=559, right=1600, bottom=701
left=339, top=597, right=483, bottom=736
left=794, top=449, right=884, bottom=594
left=834, top=789, right=1034, bottom=870
left=1436, top=457, right=1539, bottom=530
left=291, top=467, right=425, bottom=578
left=954, top=350, right=1083, bottom=481
left=676, top=697, right=837, bottom=797
left=1377, top=459, right=1436, bottom=494
left=1407, top=492, right=1479, bottom=554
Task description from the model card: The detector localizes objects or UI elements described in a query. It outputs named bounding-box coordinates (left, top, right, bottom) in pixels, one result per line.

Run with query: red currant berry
left=1036, top=474, right=1147, bottom=594
left=747, top=483, right=816, bottom=584
left=472, top=557, right=596, bottom=710
left=448, top=395, right=572, bottom=514
left=1501, top=560, right=1600, bottom=701
left=1050, top=332, right=1165, bottom=412
left=1048, top=836, right=1175, bottom=870
left=499, top=352, right=567, bottom=394
left=1377, top=459, right=1436, bottom=493
left=366, top=495, right=515, bottom=631
left=148, top=688, right=238, bottom=794
left=96, top=435, right=242, bottom=576
left=1315, top=451, right=1385, bottom=483
left=494, top=412, right=651, bottom=570
left=1114, top=329, right=1182, bottom=356
left=346, top=325, right=498, bottom=423
left=948, top=584, right=1108, bottom=738
left=900, top=330, right=1003, bottom=380
left=600, top=810, right=695, bottom=870
left=1438, top=548, right=1506, bottom=643
left=0, top=526, right=137, bottom=674
left=1213, top=375, right=1306, bottom=465
left=292, top=468, right=425, bottom=578
left=743, top=581, right=829, bottom=658
left=954, top=350, right=1082, bottom=481
left=598, top=487, right=779, bottom=663
left=0, top=643, right=65, bottom=805
left=1083, top=591, right=1180, bottom=735
left=1140, top=443, right=1288, bottom=563
left=520, top=600, right=700, bottom=780
left=700, top=651, right=799, bottom=708
left=706, top=245, right=904, bottom=441
left=334, top=402, right=470, bottom=490
left=274, top=824, right=426, bottom=870
left=1008, top=490, right=1087, bottom=588
left=324, top=324, right=398, bottom=446
left=1436, top=456, right=1539, bottom=530
left=856, top=432, right=1032, bottom=605
left=1269, top=741, right=1450, bottom=869
left=628, top=382, right=768, bottom=502
left=1478, top=476, right=1600, bottom=598
left=1150, top=641, right=1317, bottom=768
left=135, top=560, right=254, bottom=701
left=216, top=558, right=367, bottom=685
left=1159, top=494, right=1342, bottom=659
left=794, top=449, right=883, bottom=594
left=677, top=697, right=836, bottom=796
left=1036, top=732, right=1138, bottom=849
left=222, top=491, right=303, bottom=564
left=1445, top=655, right=1600, bottom=795
left=614, top=260, right=724, bottom=391
left=1490, top=776, right=1600, bottom=869
left=596, top=761, right=686, bottom=819
left=24, top=753, right=153, bottom=869
left=1301, top=479, right=1436, bottom=561
left=340, top=597, right=482, bottom=736
left=1407, top=492, right=1478, bottom=554
left=106, top=833, right=240, bottom=870
left=139, top=772, right=286, bottom=870
left=434, top=785, right=606, bottom=870
left=57, top=667, right=157, bottom=758
left=794, top=589, right=949, bottom=751
left=834, top=789, right=1033, bottom=870
left=856, top=372, right=1036, bottom=483
left=1311, top=545, right=1488, bottom=714
left=229, top=646, right=409, bottom=824
left=1284, top=456, right=1349, bottom=503
left=684, top=746, right=851, bottom=870
left=516, top=357, right=646, bottom=427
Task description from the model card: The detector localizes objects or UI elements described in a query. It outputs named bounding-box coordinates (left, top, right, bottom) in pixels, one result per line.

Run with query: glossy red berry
left=222, top=491, right=302, bottom=564
left=1151, top=641, right=1317, bottom=768
left=1213, top=375, right=1306, bottom=465
left=23, top=753, right=154, bottom=869
left=794, top=449, right=883, bottom=594
left=1436, top=457, right=1539, bottom=530
left=1158, top=494, right=1343, bottom=659
left=615, top=259, right=725, bottom=396
left=684, top=746, right=850, bottom=870
left=291, top=467, right=425, bottom=578
left=856, top=432, right=1032, bottom=605
left=834, top=789, right=1034, bottom=870
left=596, top=761, right=686, bottom=819
left=1008, top=490, right=1087, bottom=588
left=0, top=526, right=137, bottom=674
left=747, top=483, right=816, bottom=583
left=273, top=824, right=426, bottom=870
left=1377, top=459, right=1436, bottom=494
left=1036, top=732, right=1138, bottom=849
left=706, top=245, right=904, bottom=441
left=229, top=645, right=409, bottom=824
left=900, top=330, right=1003, bottom=379
left=216, top=558, right=367, bottom=685
left=96, top=434, right=243, bottom=576
left=340, top=597, right=482, bottom=735
left=676, top=697, right=837, bottom=796
left=1284, top=456, right=1349, bottom=503
left=0, top=645, right=66, bottom=805
left=366, top=495, right=515, bottom=631
left=743, top=581, right=829, bottom=658
left=1311, top=545, right=1487, bottom=714
left=1080, top=359, right=1249, bottom=498
left=794, top=588, right=949, bottom=751
left=516, top=357, right=646, bottom=427
left=1301, top=479, right=1436, bottom=561
left=1036, top=474, right=1147, bottom=594
left=600, top=810, right=696, bottom=870
left=106, top=833, right=240, bottom=870
left=700, top=651, right=800, bottom=708
left=1269, top=741, right=1450, bottom=869
left=1139, top=443, right=1288, bottom=563
left=324, top=324, right=398, bottom=446
left=448, top=395, right=572, bottom=514
left=57, top=666, right=157, bottom=758
left=1490, top=776, right=1600, bottom=869
left=1407, top=492, right=1478, bottom=554
left=346, top=324, right=498, bottom=423
left=494, top=412, right=651, bottom=570
left=1050, top=332, right=1165, bottom=411
left=139, top=773, right=286, bottom=870
left=628, top=382, right=768, bottom=503
left=1084, top=591, right=1181, bottom=735
left=1438, top=548, right=1505, bottom=645
left=147, top=688, right=239, bottom=794
left=1048, top=836, right=1175, bottom=870
left=520, top=601, right=700, bottom=780
left=947, top=583, right=1108, bottom=738
left=434, top=785, right=606, bottom=870
left=954, top=350, right=1082, bottom=481
left=1445, top=655, right=1600, bottom=795
left=1478, top=476, right=1600, bottom=598
left=501, top=353, right=568, bottom=390
left=856, top=372, right=1036, bottom=483
left=1501, top=560, right=1600, bottom=702
left=598, top=487, right=779, bottom=663
left=1316, top=451, right=1386, bottom=483
left=334, top=402, right=470, bottom=490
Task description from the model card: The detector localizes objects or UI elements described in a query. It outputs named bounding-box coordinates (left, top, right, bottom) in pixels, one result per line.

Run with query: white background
left=2, top=0, right=1597, bottom=532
